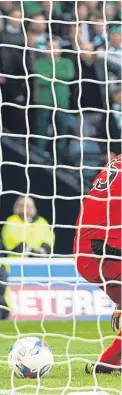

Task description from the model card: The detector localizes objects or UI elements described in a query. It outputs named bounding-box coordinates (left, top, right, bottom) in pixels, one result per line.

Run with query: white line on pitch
left=54, top=353, right=99, bottom=357
left=0, top=392, right=60, bottom=395
left=0, top=392, right=40, bottom=395
left=0, top=353, right=99, bottom=357
left=0, top=393, right=54, bottom=395
left=0, top=330, right=112, bottom=335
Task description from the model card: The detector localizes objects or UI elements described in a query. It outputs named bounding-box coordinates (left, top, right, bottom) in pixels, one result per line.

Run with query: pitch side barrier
left=0, top=258, right=115, bottom=321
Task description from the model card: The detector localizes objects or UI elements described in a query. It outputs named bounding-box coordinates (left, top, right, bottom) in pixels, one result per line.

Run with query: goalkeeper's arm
left=91, top=239, right=121, bottom=259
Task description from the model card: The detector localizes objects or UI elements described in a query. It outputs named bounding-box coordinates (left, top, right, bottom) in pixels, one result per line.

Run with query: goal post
left=0, top=0, right=121, bottom=394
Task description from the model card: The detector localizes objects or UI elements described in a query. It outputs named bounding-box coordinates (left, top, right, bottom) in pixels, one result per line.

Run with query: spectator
left=0, top=6, right=35, bottom=135
left=92, top=16, right=106, bottom=49
left=110, top=83, right=122, bottom=133
left=24, top=1, right=62, bottom=37
left=68, top=41, right=121, bottom=191
left=0, top=0, right=120, bottom=196
left=24, top=1, right=62, bottom=20
left=35, top=38, right=75, bottom=161
left=71, top=41, right=121, bottom=111
left=87, top=1, right=103, bottom=17
left=60, top=2, right=75, bottom=48
left=105, top=2, right=116, bottom=21
left=27, top=28, right=39, bottom=49
left=0, top=1, right=13, bottom=16
left=68, top=104, right=121, bottom=194
left=1, top=196, right=55, bottom=256
left=68, top=24, right=83, bottom=51
left=0, top=6, right=25, bottom=134
left=29, top=13, right=47, bottom=50
left=0, top=10, right=4, bottom=32
left=42, top=1, right=64, bottom=39
left=76, top=2, right=94, bottom=43
left=61, top=2, right=74, bottom=16
left=108, top=27, right=121, bottom=62
left=1, top=6, right=23, bottom=45
left=87, top=1, right=99, bottom=9
left=114, top=1, right=122, bottom=22
left=42, top=1, right=62, bottom=20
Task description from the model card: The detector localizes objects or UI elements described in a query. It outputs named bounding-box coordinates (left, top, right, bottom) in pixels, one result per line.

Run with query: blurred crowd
left=0, top=0, right=121, bottom=193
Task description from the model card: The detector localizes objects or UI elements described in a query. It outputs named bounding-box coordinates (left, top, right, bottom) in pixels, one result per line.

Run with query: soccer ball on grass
left=8, top=336, right=54, bottom=378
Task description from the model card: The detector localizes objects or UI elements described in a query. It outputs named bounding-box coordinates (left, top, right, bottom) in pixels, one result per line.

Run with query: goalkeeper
left=73, top=154, right=122, bottom=374
left=1, top=196, right=55, bottom=257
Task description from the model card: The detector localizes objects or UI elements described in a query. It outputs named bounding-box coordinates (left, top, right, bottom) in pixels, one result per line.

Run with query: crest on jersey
left=93, top=156, right=122, bottom=191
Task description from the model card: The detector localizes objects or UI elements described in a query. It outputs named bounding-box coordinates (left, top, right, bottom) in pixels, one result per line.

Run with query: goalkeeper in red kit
left=73, top=154, right=122, bottom=374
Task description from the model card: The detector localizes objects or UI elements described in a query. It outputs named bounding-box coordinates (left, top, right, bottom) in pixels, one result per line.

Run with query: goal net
left=0, top=0, right=121, bottom=394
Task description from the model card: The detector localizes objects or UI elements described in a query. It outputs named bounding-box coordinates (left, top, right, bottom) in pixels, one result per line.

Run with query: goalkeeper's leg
left=85, top=331, right=122, bottom=374
left=73, top=240, right=122, bottom=373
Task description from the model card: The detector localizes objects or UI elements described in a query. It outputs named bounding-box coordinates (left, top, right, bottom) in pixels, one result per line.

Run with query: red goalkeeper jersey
left=75, top=155, right=122, bottom=250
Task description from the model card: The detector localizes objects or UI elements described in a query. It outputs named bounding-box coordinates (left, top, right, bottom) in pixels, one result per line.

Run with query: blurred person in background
left=24, top=1, right=62, bottom=37
left=76, top=2, right=94, bottom=44
left=0, top=5, right=34, bottom=135
left=86, top=1, right=99, bottom=10
left=105, top=2, right=117, bottom=21
left=86, top=1, right=103, bottom=18
left=60, top=2, right=75, bottom=48
left=24, top=1, right=62, bottom=21
left=105, top=0, right=122, bottom=23
left=29, top=13, right=47, bottom=50
left=0, top=0, right=120, bottom=189
left=110, top=83, right=122, bottom=133
left=35, top=37, right=75, bottom=163
left=42, top=1, right=67, bottom=41
left=68, top=40, right=121, bottom=192
left=0, top=5, right=24, bottom=134
left=114, top=1, right=122, bottom=22
left=71, top=41, right=121, bottom=112
left=69, top=24, right=82, bottom=47
left=1, top=6, right=23, bottom=45
left=42, top=1, right=62, bottom=19
left=108, top=27, right=121, bottom=62
left=0, top=2, right=5, bottom=32
left=92, top=14, right=106, bottom=49
left=0, top=1, right=13, bottom=17
left=1, top=196, right=55, bottom=257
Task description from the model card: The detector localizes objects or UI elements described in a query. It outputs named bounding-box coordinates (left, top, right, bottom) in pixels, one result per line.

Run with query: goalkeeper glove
left=111, top=304, right=122, bottom=332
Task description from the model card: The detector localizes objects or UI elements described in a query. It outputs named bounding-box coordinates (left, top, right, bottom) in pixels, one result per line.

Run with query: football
left=8, top=336, right=54, bottom=378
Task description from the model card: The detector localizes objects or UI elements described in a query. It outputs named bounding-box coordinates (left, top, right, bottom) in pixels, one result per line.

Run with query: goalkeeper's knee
left=111, top=304, right=122, bottom=332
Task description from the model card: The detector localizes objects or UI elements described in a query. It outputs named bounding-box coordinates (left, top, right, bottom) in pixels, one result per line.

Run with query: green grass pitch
left=0, top=321, right=121, bottom=394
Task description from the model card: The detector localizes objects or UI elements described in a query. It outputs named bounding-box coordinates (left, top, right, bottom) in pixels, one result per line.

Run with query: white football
left=8, top=336, right=54, bottom=378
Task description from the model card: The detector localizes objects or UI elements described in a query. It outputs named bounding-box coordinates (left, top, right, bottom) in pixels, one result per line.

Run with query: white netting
left=0, top=0, right=121, bottom=394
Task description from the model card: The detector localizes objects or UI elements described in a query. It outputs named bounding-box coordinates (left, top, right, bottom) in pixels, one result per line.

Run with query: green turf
left=0, top=321, right=121, bottom=394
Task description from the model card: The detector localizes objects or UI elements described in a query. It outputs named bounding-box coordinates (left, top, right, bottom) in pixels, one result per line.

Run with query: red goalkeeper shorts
left=73, top=238, right=121, bottom=306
